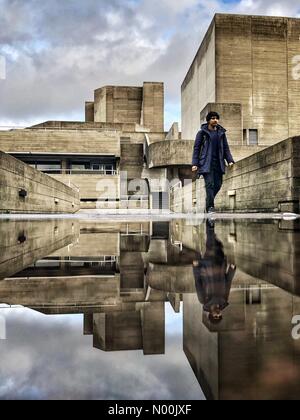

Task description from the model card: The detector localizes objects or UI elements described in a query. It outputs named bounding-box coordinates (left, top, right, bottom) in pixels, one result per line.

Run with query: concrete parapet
left=0, top=151, right=80, bottom=213
left=171, top=136, right=300, bottom=213
left=148, top=139, right=266, bottom=168
left=0, top=219, right=79, bottom=280
left=0, top=129, right=121, bottom=157
left=51, top=174, right=120, bottom=202
left=0, top=275, right=120, bottom=307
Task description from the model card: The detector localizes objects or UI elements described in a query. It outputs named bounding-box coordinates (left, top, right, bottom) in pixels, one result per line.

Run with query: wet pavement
left=0, top=216, right=300, bottom=400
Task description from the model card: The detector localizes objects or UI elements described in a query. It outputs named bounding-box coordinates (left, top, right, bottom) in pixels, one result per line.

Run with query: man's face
left=209, top=116, right=219, bottom=127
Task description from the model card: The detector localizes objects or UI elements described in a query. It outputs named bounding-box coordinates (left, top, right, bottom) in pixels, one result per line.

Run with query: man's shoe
left=207, top=207, right=216, bottom=214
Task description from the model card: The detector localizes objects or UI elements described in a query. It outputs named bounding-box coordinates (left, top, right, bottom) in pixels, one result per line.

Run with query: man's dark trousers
left=203, top=158, right=223, bottom=211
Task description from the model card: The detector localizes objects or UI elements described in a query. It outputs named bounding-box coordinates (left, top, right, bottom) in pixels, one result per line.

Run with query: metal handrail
left=39, top=169, right=118, bottom=176
left=34, top=258, right=117, bottom=265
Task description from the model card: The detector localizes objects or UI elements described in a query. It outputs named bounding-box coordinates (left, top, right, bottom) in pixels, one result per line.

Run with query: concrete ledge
left=147, top=263, right=196, bottom=293
left=170, top=218, right=300, bottom=297
left=148, top=139, right=266, bottom=168
left=0, top=151, right=80, bottom=213
left=51, top=174, right=120, bottom=201
left=172, top=136, right=300, bottom=213
left=0, top=129, right=121, bottom=157
left=0, top=219, right=79, bottom=280
left=0, top=275, right=120, bottom=307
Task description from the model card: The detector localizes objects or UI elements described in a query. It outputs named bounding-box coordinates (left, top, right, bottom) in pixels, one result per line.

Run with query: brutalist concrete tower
left=182, top=14, right=300, bottom=146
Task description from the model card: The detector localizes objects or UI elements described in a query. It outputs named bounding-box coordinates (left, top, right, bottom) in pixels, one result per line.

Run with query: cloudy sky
left=0, top=0, right=300, bottom=130
left=0, top=304, right=203, bottom=400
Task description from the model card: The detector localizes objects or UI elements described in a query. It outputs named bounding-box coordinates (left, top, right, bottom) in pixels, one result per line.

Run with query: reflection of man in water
left=193, top=221, right=236, bottom=323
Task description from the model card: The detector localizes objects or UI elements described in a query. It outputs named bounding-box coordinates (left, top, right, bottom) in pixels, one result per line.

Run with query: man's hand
left=229, top=162, right=234, bottom=169
left=192, top=166, right=198, bottom=172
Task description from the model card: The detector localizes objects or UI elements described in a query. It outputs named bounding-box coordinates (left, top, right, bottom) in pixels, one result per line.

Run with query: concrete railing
left=148, top=139, right=266, bottom=169
left=0, top=151, right=80, bottom=214
left=42, top=169, right=118, bottom=176
left=171, top=136, right=300, bottom=214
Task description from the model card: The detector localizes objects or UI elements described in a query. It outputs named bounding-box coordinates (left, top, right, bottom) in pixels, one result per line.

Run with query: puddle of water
left=0, top=217, right=300, bottom=400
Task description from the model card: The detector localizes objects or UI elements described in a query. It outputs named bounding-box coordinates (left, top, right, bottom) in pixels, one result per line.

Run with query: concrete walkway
left=0, top=211, right=299, bottom=222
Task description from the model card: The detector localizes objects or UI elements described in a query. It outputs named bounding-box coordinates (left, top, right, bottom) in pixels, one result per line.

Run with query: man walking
left=192, top=112, right=235, bottom=213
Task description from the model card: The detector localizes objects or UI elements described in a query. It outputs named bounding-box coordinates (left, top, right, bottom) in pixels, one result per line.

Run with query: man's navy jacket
left=192, top=123, right=235, bottom=175
left=193, top=224, right=236, bottom=312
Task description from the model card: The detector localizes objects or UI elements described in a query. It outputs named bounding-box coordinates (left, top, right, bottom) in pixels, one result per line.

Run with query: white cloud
left=0, top=307, right=202, bottom=400
left=0, top=0, right=300, bottom=129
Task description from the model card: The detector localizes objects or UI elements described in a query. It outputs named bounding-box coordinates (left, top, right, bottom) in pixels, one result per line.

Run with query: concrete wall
left=0, top=129, right=121, bottom=157
left=28, top=121, right=166, bottom=142
left=217, top=220, right=300, bottom=296
left=182, top=21, right=216, bottom=139
left=120, top=144, right=144, bottom=179
left=50, top=232, right=120, bottom=257
left=200, top=103, right=243, bottom=146
left=120, top=251, right=145, bottom=289
left=142, top=82, right=164, bottom=133
left=170, top=218, right=300, bottom=297
left=148, top=139, right=266, bottom=168
left=147, top=263, right=196, bottom=294
left=183, top=285, right=300, bottom=400
left=93, top=83, right=164, bottom=133
left=30, top=121, right=139, bottom=132
left=94, top=86, right=143, bottom=125
left=93, top=302, right=165, bottom=355
left=0, top=152, right=80, bottom=213
left=0, top=219, right=79, bottom=280
left=0, top=275, right=120, bottom=307
left=85, top=102, right=94, bottom=122
left=149, top=140, right=195, bottom=168
left=216, top=14, right=297, bottom=145
left=171, top=136, right=300, bottom=213
left=51, top=174, right=120, bottom=201
left=166, top=123, right=180, bottom=141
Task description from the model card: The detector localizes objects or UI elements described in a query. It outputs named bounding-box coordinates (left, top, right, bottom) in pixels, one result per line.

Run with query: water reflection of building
left=0, top=221, right=168, bottom=355
left=0, top=219, right=79, bottom=279
left=2, top=218, right=300, bottom=399
left=171, top=218, right=300, bottom=297
left=184, top=282, right=300, bottom=400
left=171, top=218, right=300, bottom=400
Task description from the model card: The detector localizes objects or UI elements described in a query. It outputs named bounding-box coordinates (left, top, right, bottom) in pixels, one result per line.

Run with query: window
left=105, top=164, right=114, bottom=175
left=249, top=129, right=258, bottom=145
left=243, top=129, right=259, bottom=146
left=36, top=162, right=61, bottom=173
left=71, top=163, right=90, bottom=171
left=70, top=161, right=116, bottom=174
left=243, top=129, right=248, bottom=145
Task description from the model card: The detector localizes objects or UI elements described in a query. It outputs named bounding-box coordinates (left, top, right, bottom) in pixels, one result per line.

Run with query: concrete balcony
left=51, top=173, right=120, bottom=202
left=0, top=129, right=121, bottom=157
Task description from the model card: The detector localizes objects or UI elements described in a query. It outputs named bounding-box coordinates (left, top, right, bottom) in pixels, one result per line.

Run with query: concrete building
left=0, top=82, right=166, bottom=211
left=1, top=14, right=300, bottom=214
left=182, top=14, right=300, bottom=146
left=91, top=83, right=164, bottom=133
